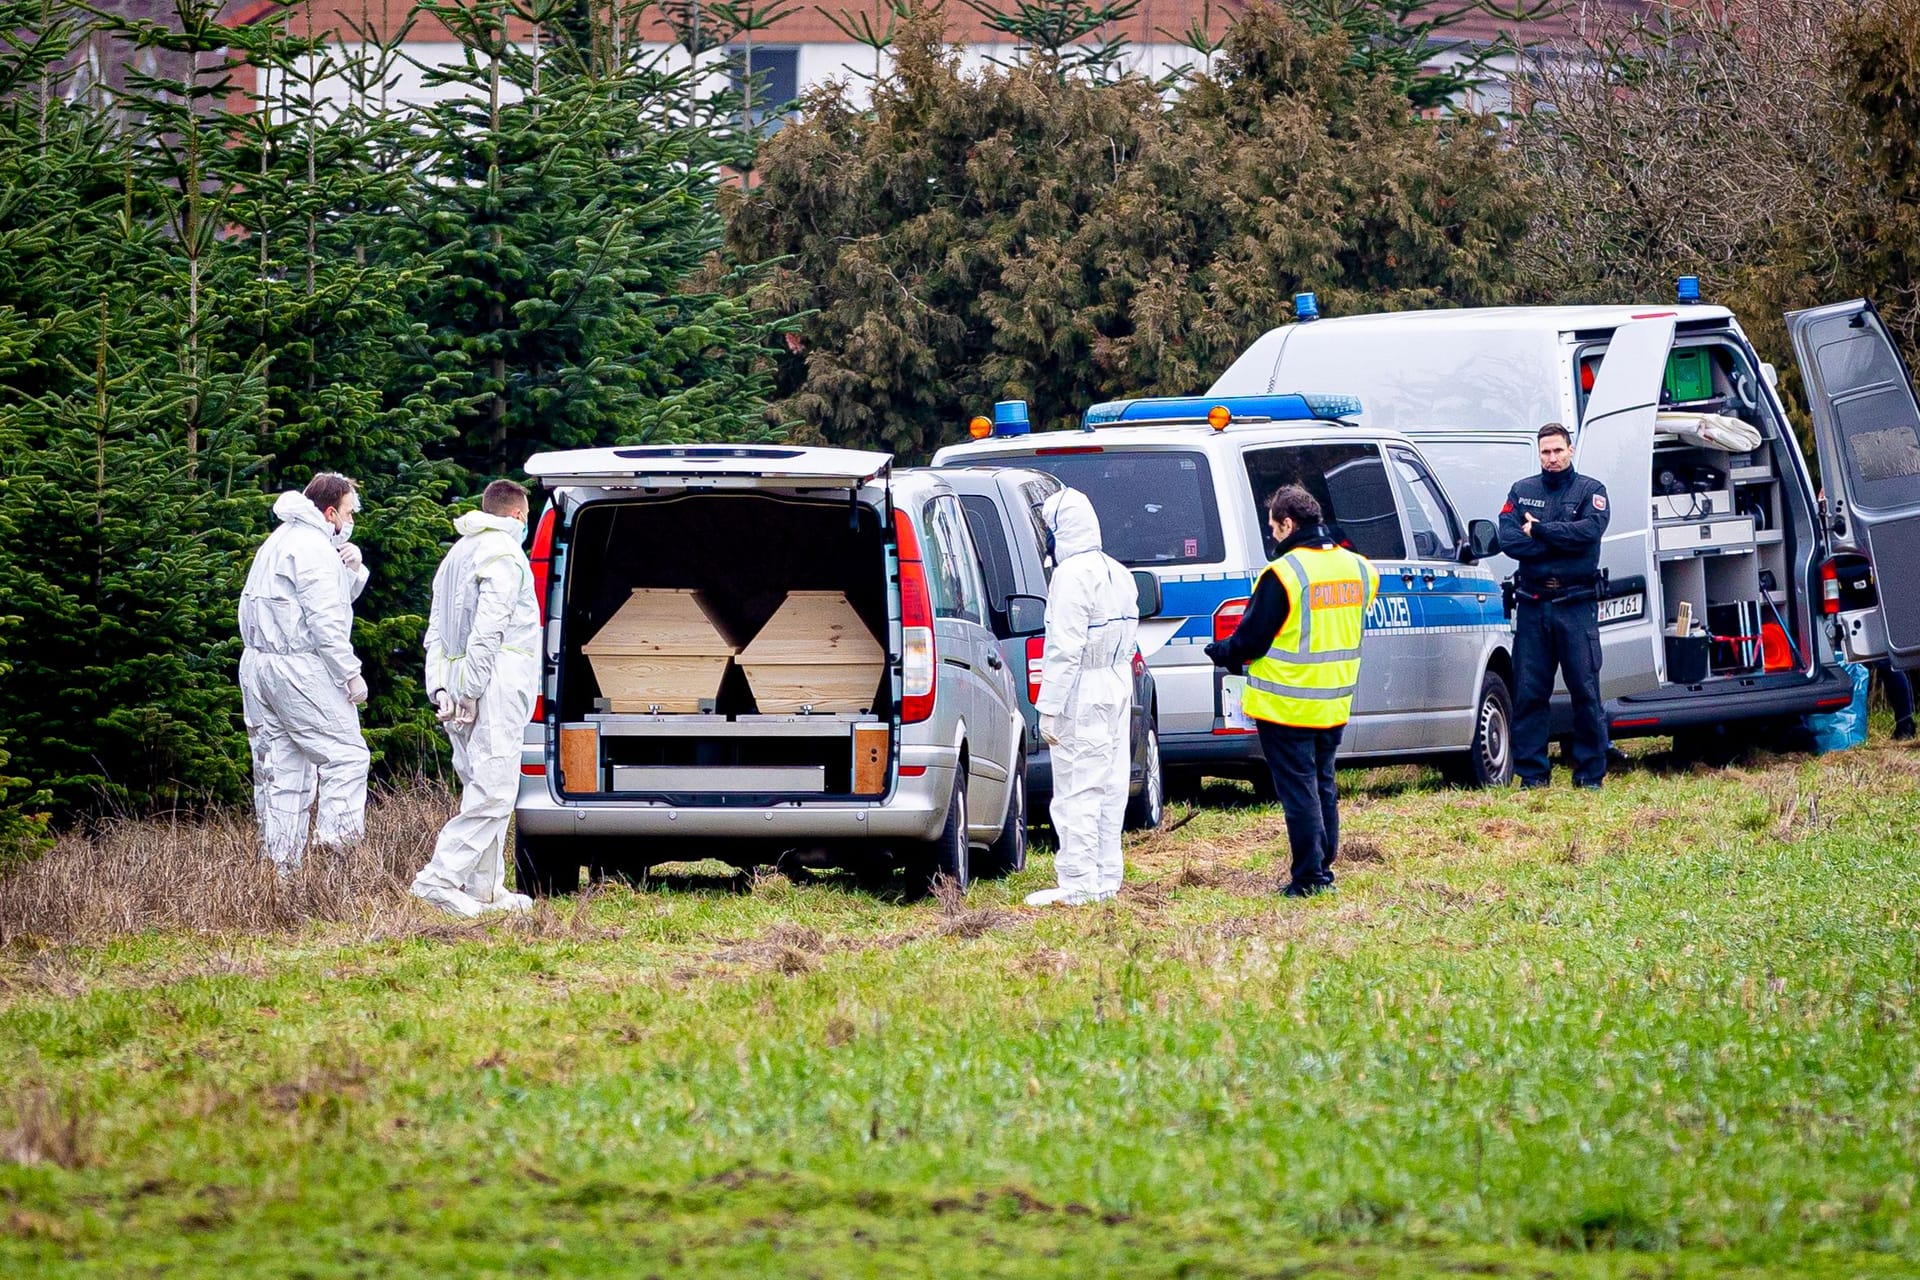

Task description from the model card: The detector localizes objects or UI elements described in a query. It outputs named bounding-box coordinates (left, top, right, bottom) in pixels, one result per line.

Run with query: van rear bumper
left=514, top=746, right=957, bottom=843
left=1161, top=728, right=1264, bottom=770
left=1595, top=666, right=1849, bottom=737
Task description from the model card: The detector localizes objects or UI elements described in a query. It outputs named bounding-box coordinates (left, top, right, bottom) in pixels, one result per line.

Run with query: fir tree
left=727, top=1, right=1534, bottom=456
left=214, top=6, right=464, bottom=771
left=0, top=0, right=260, bottom=812
left=385, top=0, right=781, bottom=479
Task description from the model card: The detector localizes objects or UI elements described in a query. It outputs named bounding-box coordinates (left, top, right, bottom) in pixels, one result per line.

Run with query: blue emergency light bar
left=1081, top=392, right=1363, bottom=429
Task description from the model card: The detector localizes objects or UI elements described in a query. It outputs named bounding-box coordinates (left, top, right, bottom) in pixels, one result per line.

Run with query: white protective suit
left=237, top=492, right=370, bottom=866
left=412, top=510, right=542, bottom=915
left=1030, top=488, right=1139, bottom=904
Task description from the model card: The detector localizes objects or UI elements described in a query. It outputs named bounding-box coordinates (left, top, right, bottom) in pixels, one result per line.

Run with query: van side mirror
left=1132, top=570, right=1162, bottom=620
left=1465, top=519, right=1500, bottom=563
left=1004, top=594, right=1047, bottom=637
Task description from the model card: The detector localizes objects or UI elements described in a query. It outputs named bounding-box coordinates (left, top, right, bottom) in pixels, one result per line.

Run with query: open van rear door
left=526, top=444, right=892, bottom=491
left=1787, top=300, right=1920, bottom=670
left=1576, top=317, right=1671, bottom=699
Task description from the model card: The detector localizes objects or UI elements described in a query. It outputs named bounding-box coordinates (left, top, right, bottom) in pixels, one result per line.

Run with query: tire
left=513, top=833, right=580, bottom=897
left=1443, top=671, right=1514, bottom=788
left=976, top=750, right=1028, bottom=879
left=1124, top=725, right=1165, bottom=831
left=905, top=778, right=970, bottom=899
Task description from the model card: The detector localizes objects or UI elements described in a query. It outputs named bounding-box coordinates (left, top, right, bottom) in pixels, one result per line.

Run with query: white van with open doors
left=513, top=445, right=1026, bottom=897
left=1209, top=297, right=1920, bottom=742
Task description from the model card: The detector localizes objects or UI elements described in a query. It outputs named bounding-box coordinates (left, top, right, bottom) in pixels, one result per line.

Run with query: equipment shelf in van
left=584, top=713, right=880, bottom=738
left=1654, top=517, right=1754, bottom=555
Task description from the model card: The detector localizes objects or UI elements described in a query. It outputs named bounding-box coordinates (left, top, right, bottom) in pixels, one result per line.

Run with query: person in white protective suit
left=411, top=479, right=543, bottom=917
left=1026, top=487, right=1140, bottom=907
left=237, top=472, right=371, bottom=868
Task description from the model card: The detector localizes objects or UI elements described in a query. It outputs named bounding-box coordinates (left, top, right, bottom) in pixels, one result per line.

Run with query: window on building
left=727, top=46, right=800, bottom=128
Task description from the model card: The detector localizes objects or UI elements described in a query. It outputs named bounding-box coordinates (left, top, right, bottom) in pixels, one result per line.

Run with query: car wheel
left=905, top=778, right=969, bottom=899
left=1123, top=725, right=1164, bottom=830
left=1443, top=671, right=1514, bottom=788
left=513, top=833, right=579, bottom=897
left=977, top=749, right=1028, bottom=878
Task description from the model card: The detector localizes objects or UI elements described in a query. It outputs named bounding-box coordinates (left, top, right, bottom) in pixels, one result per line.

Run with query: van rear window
left=976, top=451, right=1223, bottom=566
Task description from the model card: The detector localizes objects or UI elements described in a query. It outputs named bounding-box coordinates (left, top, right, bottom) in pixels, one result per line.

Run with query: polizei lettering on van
left=1365, top=595, right=1412, bottom=629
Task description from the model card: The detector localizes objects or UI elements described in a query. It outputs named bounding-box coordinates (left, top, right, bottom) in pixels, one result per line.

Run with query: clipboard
left=1220, top=675, right=1252, bottom=731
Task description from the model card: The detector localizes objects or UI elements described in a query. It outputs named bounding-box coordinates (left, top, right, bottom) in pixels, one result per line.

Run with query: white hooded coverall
left=1036, top=489, right=1140, bottom=899
left=413, top=511, right=543, bottom=908
left=237, top=492, right=370, bottom=866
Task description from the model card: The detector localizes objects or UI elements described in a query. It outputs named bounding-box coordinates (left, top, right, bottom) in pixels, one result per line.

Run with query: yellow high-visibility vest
left=1242, top=544, right=1378, bottom=729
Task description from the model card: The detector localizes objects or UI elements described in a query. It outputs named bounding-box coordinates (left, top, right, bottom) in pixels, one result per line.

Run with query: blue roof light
left=1295, top=291, right=1320, bottom=322
left=1301, top=393, right=1363, bottom=419
left=992, top=399, right=1031, bottom=436
left=1676, top=275, right=1701, bottom=304
left=1079, top=393, right=1363, bottom=429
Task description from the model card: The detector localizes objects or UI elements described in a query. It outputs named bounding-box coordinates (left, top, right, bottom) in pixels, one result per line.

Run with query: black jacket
left=1203, top=525, right=1338, bottom=675
left=1497, top=468, right=1609, bottom=593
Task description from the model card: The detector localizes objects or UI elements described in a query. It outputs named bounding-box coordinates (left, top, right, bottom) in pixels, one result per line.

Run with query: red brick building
left=222, top=0, right=1659, bottom=115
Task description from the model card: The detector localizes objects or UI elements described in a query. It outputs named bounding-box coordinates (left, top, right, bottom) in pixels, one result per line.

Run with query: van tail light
left=1213, top=597, right=1250, bottom=642
left=530, top=505, right=557, bottom=624
left=530, top=695, right=544, bottom=724
left=1131, top=647, right=1147, bottom=680
left=896, top=508, right=937, bottom=724
left=1820, top=558, right=1841, bottom=615
left=1026, top=636, right=1044, bottom=703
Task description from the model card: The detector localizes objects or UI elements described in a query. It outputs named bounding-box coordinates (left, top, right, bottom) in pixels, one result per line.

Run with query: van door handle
left=1400, top=568, right=1416, bottom=587
left=985, top=651, right=1004, bottom=671
left=1421, top=568, right=1436, bottom=588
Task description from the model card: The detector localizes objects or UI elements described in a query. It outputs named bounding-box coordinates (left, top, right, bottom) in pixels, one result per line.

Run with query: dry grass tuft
left=0, top=1083, right=90, bottom=1169
left=1160, top=858, right=1279, bottom=896
left=1340, top=837, right=1387, bottom=865
left=937, top=907, right=1014, bottom=939
left=0, top=788, right=453, bottom=946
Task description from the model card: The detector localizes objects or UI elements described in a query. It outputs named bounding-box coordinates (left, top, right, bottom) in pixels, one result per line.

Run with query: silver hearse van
left=512, top=446, right=1026, bottom=896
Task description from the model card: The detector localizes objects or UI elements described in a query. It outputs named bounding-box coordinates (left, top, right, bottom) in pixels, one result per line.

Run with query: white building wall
left=284, top=38, right=1243, bottom=117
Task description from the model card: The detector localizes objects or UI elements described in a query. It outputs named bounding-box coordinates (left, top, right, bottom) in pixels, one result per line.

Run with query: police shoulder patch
left=1593, top=494, right=1607, bottom=511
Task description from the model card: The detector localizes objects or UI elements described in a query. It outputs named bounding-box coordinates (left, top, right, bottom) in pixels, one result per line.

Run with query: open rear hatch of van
left=528, top=446, right=900, bottom=803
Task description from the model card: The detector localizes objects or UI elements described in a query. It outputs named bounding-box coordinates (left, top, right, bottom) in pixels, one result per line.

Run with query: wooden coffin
left=738, top=591, right=886, bottom=714
left=581, top=589, right=739, bottom=713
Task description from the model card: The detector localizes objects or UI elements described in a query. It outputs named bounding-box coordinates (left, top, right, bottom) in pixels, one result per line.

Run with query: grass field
left=3, top=736, right=1919, bottom=1277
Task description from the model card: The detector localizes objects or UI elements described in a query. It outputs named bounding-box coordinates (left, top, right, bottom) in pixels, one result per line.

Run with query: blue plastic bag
left=1808, top=659, right=1871, bottom=753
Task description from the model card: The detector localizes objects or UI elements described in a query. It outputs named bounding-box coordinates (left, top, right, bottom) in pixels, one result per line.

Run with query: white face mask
left=505, top=519, right=526, bottom=544
left=331, top=517, right=354, bottom=547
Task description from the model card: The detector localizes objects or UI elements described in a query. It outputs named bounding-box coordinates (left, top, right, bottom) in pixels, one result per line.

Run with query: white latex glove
left=338, top=542, right=364, bottom=572
left=453, top=697, right=478, bottom=728
left=1040, top=713, right=1063, bottom=746
left=345, top=673, right=370, bottom=705
left=432, top=690, right=457, bottom=723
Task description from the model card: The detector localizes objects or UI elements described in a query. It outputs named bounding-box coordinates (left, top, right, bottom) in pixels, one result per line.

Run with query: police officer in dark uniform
left=1499, top=422, right=1611, bottom=789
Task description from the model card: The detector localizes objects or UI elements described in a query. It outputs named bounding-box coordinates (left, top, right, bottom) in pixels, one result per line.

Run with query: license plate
left=1221, top=675, right=1252, bottom=730
left=1599, top=591, right=1645, bottom=626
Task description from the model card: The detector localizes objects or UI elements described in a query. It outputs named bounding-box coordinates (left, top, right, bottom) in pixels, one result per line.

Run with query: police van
left=933, top=396, right=1518, bottom=788
left=1207, top=290, right=1920, bottom=744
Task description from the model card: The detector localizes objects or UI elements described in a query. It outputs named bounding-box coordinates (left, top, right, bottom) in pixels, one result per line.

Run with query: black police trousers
left=1513, top=596, right=1606, bottom=786
left=1256, top=720, right=1344, bottom=889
